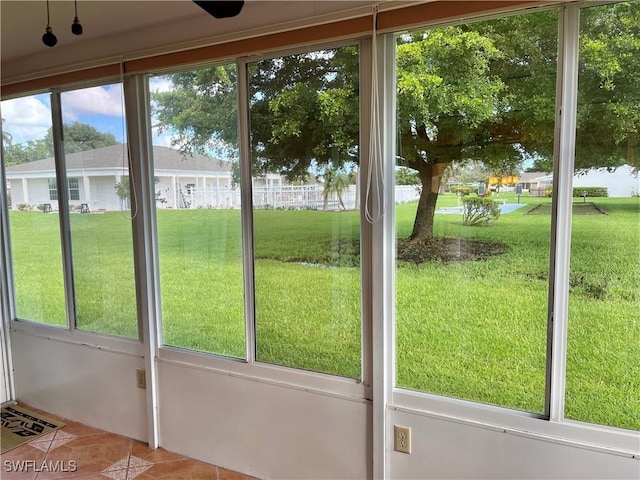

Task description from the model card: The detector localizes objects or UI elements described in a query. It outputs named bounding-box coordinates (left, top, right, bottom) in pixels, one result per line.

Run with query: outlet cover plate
left=394, top=425, right=411, bottom=454
left=136, top=368, right=146, bottom=389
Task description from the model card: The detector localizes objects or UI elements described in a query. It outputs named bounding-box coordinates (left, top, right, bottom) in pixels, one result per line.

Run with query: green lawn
left=7, top=193, right=639, bottom=431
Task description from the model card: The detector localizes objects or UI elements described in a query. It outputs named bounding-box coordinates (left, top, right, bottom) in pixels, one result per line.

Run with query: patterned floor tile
left=36, top=433, right=132, bottom=480
left=1, top=443, right=47, bottom=480
left=219, top=467, right=258, bottom=480
left=4, top=406, right=258, bottom=479
left=29, top=431, right=78, bottom=452
left=132, top=458, right=219, bottom=479
left=129, top=441, right=183, bottom=464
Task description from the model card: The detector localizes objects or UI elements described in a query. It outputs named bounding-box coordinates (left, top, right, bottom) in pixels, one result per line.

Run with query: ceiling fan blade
left=193, top=1, right=245, bottom=19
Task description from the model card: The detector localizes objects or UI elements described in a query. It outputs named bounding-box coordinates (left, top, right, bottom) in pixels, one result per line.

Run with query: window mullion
left=50, top=90, right=77, bottom=331
left=371, top=33, right=396, bottom=480
left=360, top=36, right=373, bottom=399
left=237, top=58, right=256, bottom=364
left=0, top=139, right=16, bottom=322
left=123, top=74, right=161, bottom=448
left=0, top=140, right=17, bottom=401
left=548, top=5, right=580, bottom=424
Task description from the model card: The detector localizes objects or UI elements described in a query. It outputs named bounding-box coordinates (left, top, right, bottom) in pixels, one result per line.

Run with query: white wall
left=157, top=361, right=371, bottom=480
left=8, top=179, right=24, bottom=207
left=91, top=176, right=121, bottom=211
left=6, top=328, right=639, bottom=479
left=8, top=178, right=53, bottom=210
left=27, top=178, right=51, bottom=206
left=10, top=330, right=147, bottom=441
left=573, top=165, right=639, bottom=197
left=390, top=409, right=640, bottom=479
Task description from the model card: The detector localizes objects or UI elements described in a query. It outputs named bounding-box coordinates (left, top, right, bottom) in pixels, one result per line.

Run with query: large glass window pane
left=395, top=11, right=558, bottom=412
left=150, top=64, right=245, bottom=357
left=2, top=94, right=66, bottom=326
left=248, top=46, right=362, bottom=378
left=565, top=1, right=640, bottom=431
left=60, top=84, right=138, bottom=338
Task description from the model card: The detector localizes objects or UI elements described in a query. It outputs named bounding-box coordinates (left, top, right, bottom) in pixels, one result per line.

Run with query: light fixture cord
left=74, top=0, right=78, bottom=17
left=46, top=0, right=51, bottom=26
left=365, top=4, right=386, bottom=224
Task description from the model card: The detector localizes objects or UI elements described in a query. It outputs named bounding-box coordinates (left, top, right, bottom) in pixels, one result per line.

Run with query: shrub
left=545, top=186, right=553, bottom=197
left=452, top=185, right=479, bottom=197
left=462, top=198, right=501, bottom=226
left=573, top=186, right=608, bottom=198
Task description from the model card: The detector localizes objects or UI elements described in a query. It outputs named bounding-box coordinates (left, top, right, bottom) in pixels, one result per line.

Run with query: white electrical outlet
left=136, top=368, right=146, bottom=389
left=394, top=425, right=411, bottom=454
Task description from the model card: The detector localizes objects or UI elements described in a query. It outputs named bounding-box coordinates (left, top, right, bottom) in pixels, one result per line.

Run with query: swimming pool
left=435, top=203, right=527, bottom=215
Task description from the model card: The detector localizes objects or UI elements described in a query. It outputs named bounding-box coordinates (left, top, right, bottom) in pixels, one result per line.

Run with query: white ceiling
left=1, top=0, right=390, bottom=84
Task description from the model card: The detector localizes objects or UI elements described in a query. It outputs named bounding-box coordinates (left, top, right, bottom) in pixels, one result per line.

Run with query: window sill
left=393, top=388, right=640, bottom=457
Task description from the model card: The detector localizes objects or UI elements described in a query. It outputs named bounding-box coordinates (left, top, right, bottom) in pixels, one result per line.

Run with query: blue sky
left=2, top=79, right=175, bottom=149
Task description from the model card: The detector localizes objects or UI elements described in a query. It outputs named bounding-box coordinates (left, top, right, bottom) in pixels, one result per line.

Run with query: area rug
left=1, top=404, right=65, bottom=454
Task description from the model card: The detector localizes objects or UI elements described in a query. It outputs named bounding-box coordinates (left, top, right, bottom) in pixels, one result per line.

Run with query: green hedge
left=573, top=187, right=608, bottom=198
left=545, top=186, right=609, bottom=198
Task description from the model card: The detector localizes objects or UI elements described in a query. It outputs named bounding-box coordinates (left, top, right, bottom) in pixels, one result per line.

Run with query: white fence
left=173, top=184, right=421, bottom=210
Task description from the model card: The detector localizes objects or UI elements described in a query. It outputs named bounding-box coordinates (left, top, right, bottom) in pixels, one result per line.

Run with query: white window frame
left=387, top=3, right=640, bottom=457
left=67, top=177, right=80, bottom=201
left=48, top=177, right=80, bottom=201
left=4, top=85, right=144, bottom=356
left=0, top=1, right=635, bottom=468
left=48, top=178, right=58, bottom=200
left=153, top=39, right=372, bottom=401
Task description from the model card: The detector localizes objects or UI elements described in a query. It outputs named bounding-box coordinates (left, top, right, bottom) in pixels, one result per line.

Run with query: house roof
left=5, top=144, right=232, bottom=174
left=519, top=171, right=551, bottom=182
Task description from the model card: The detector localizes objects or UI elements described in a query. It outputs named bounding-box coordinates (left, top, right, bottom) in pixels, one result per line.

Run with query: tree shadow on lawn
left=397, top=237, right=509, bottom=264
left=281, top=237, right=510, bottom=266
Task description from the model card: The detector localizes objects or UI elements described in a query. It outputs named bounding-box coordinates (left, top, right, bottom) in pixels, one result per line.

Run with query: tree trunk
left=337, top=189, right=345, bottom=210
left=409, top=162, right=449, bottom=244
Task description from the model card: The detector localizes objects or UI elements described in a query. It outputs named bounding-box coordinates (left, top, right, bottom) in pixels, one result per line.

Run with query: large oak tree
left=152, top=3, right=638, bottom=244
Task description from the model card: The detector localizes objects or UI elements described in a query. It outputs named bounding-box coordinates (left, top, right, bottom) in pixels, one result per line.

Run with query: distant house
left=5, top=144, right=282, bottom=211
left=518, top=171, right=552, bottom=197
left=573, top=165, right=639, bottom=197
left=518, top=166, right=639, bottom=198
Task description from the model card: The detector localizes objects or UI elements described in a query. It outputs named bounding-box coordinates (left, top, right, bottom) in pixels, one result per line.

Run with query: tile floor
left=1, top=405, right=257, bottom=480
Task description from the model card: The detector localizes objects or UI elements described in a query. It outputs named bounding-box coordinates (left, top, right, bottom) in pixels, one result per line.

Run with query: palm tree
left=1, top=118, right=12, bottom=146
left=322, top=166, right=350, bottom=211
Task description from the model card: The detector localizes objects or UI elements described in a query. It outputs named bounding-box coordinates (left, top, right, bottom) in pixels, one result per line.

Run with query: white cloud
left=149, top=76, right=174, bottom=94
left=152, top=129, right=176, bottom=148
left=148, top=76, right=180, bottom=148
left=1, top=95, right=52, bottom=144
left=61, top=84, right=125, bottom=120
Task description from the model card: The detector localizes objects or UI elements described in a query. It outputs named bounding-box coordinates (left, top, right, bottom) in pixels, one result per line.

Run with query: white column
left=83, top=171, right=91, bottom=205
left=21, top=178, right=29, bottom=204
left=172, top=175, right=177, bottom=208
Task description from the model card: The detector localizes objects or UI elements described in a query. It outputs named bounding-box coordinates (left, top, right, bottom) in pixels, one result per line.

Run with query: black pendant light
left=193, top=1, right=244, bottom=19
left=42, top=0, right=57, bottom=47
left=71, top=0, right=83, bottom=35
